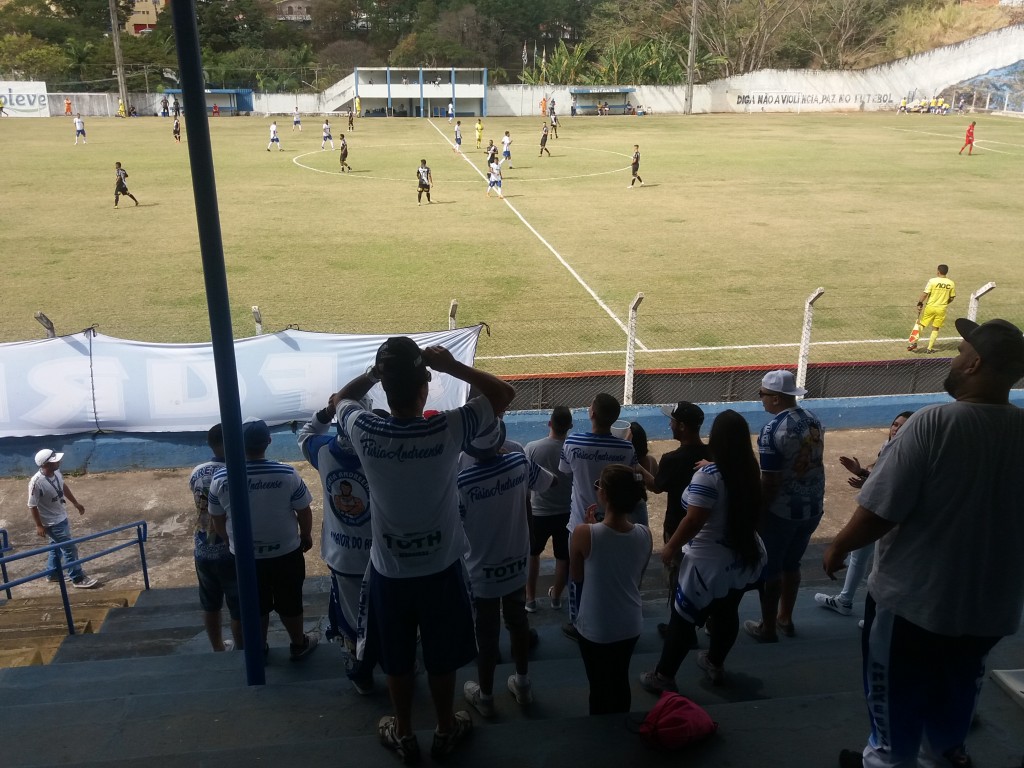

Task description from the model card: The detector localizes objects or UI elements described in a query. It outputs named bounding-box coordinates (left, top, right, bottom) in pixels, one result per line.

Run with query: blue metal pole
left=169, top=0, right=265, bottom=686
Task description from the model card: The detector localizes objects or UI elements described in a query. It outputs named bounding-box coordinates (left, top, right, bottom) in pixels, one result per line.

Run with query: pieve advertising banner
left=0, top=327, right=483, bottom=437
left=0, top=81, right=49, bottom=117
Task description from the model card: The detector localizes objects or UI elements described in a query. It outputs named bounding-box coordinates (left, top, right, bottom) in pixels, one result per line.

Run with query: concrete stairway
left=1, top=570, right=1022, bottom=768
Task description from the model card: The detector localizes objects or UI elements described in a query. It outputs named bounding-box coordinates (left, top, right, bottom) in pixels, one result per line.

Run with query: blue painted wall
left=6, top=392, right=1021, bottom=477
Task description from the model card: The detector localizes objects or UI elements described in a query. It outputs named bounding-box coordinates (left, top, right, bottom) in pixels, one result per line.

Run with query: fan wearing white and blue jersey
left=558, top=393, right=636, bottom=534
left=298, top=400, right=377, bottom=688
left=457, top=422, right=555, bottom=716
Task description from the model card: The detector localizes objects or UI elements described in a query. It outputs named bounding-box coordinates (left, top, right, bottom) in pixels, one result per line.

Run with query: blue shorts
left=488, top=180, right=502, bottom=188
left=270, top=137, right=280, bottom=143
left=502, top=150, right=510, bottom=159
left=324, top=133, right=332, bottom=140
left=456, top=137, right=462, bottom=145
left=195, top=557, right=240, bottom=619
left=364, top=559, right=476, bottom=676
left=758, top=512, right=820, bottom=580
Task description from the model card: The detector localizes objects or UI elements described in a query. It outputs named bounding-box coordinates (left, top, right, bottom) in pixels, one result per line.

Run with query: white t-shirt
left=575, top=523, right=651, bottom=643
left=501, top=135, right=511, bottom=152
left=208, top=460, right=313, bottom=559
left=559, top=432, right=636, bottom=532
left=28, top=470, right=69, bottom=526
left=337, top=395, right=494, bottom=578
left=74, top=117, right=84, bottom=131
left=297, top=415, right=372, bottom=576
left=269, top=124, right=278, bottom=139
left=458, top=452, right=554, bottom=598
left=859, top=401, right=1024, bottom=637
left=488, top=161, right=502, bottom=181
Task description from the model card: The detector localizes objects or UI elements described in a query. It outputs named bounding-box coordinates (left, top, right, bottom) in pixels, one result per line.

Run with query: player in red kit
left=959, top=121, right=975, bottom=155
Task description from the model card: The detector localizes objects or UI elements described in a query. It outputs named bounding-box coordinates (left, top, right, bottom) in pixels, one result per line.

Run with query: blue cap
left=243, top=418, right=271, bottom=452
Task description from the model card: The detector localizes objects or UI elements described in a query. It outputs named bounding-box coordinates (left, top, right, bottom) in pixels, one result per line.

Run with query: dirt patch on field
left=0, top=429, right=885, bottom=596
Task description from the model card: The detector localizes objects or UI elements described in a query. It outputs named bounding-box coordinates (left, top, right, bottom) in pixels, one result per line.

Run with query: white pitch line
left=476, top=335, right=957, bottom=362
left=425, top=119, right=647, bottom=350
left=888, top=127, right=1017, bottom=155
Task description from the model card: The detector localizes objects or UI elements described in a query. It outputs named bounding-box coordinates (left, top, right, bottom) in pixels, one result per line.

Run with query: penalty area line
left=425, top=119, right=647, bottom=350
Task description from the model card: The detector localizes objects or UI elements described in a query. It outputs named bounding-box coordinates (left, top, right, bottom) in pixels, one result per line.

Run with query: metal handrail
left=0, top=521, right=149, bottom=635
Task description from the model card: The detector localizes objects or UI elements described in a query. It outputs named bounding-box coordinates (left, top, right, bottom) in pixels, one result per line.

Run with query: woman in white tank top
left=569, top=464, right=653, bottom=714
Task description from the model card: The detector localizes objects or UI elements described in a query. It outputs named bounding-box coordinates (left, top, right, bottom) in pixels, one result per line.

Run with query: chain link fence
left=455, top=284, right=1022, bottom=411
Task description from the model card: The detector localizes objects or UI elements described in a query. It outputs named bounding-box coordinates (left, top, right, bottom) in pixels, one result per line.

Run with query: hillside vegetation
left=0, top=0, right=1020, bottom=91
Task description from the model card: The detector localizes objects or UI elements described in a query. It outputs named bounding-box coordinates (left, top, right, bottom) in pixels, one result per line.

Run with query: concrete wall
left=1, top=390, right=1020, bottom=476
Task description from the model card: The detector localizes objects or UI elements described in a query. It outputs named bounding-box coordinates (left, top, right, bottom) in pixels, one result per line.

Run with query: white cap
left=34, top=449, right=64, bottom=467
left=760, top=370, right=807, bottom=397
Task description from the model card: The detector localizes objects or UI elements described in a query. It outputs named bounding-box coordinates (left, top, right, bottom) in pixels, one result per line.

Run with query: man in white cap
left=744, top=370, right=824, bottom=643
left=828, top=318, right=1024, bottom=768
left=28, top=449, right=98, bottom=588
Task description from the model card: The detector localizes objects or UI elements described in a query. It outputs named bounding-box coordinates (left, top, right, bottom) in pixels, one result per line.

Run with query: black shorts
left=631, top=164, right=640, bottom=175
left=115, top=182, right=128, bottom=195
left=195, top=557, right=240, bottom=619
left=254, top=546, right=306, bottom=619
left=530, top=512, right=570, bottom=559
left=418, top=182, right=430, bottom=191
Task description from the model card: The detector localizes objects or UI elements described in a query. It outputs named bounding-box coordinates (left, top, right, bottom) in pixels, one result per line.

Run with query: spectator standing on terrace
left=814, top=411, right=912, bottom=619
left=637, top=403, right=710, bottom=637
left=524, top=406, right=574, bottom=613
left=907, top=264, right=955, bottom=354
left=559, top=393, right=637, bottom=641
left=570, top=464, right=652, bottom=714
left=640, top=410, right=766, bottom=692
left=208, top=419, right=319, bottom=662
left=298, top=396, right=377, bottom=694
left=828, top=318, right=1024, bottom=768
left=189, top=424, right=240, bottom=652
left=459, top=420, right=554, bottom=719
left=160, top=95, right=169, bottom=116
left=332, top=337, right=515, bottom=764
left=28, top=449, right=98, bottom=589
left=744, top=370, right=824, bottom=643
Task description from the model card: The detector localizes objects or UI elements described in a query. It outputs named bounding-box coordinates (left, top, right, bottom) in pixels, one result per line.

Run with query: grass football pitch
left=3, top=111, right=1022, bottom=374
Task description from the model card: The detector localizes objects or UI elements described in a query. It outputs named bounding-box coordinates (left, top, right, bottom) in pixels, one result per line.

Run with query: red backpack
left=639, top=691, right=719, bottom=749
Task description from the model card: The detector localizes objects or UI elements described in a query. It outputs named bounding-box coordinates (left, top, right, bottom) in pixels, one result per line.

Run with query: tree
left=308, top=0, right=358, bottom=46
left=796, top=0, right=893, bottom=69
left=0, top=32, right=70, bottom=81
left=697, top=0, right=805, bottom=77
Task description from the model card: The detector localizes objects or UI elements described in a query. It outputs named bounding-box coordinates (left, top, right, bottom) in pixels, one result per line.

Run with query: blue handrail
left=0, top=521, right=149, bottom=635
left=1, top=529, right=12, bottom=600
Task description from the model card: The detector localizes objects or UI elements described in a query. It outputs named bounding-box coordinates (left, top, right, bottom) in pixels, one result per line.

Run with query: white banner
left=0, top=327, right=483, bottom=437
left=1, top=81, right=49, bottom=117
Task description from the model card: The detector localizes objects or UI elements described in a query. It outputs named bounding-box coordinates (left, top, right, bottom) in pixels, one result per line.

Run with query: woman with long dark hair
left=570, top=463, right=653, bottom=714
left=640, top=409, right=766, bottom=690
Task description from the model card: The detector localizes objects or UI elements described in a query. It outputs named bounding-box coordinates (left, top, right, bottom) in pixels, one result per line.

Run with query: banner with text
left=1, top=81, right=49, bottom=117
left=0, top=327, right=483, bottom=438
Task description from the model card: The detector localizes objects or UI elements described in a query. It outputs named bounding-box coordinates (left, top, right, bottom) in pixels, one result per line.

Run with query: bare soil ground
left=0, top=429, right=884, bottom=597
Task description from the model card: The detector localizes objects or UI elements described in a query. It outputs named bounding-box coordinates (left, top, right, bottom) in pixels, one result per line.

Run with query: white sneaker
left=547, top=586, right=563, bottom=610
left=71, top=576, right=98, bottom=589
left=463, top=680, right=494, bottom=718
left=507, top=674, right=533, bottom=705
left=814, top=593, right=853, bottom=616
left=524, top=599, right=538, bottom=613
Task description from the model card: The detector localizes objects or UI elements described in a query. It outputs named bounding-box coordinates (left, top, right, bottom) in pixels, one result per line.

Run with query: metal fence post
left=967, top=282, right=996, bottom=322
left=796, top=288, right=825, bottom=394
left=624, top=292, right=644, bottom=405
left=449, top=299, right=459, bottom=331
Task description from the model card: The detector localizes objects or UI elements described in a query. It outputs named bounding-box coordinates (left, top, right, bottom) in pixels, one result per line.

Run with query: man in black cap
left=826, top=318, right=1024, bottom=768
left=332, top=337, right=515, bottom=764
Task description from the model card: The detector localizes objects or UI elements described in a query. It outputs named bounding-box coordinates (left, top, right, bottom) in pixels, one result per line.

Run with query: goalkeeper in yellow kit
left=907, top=264, right=955, bottom=353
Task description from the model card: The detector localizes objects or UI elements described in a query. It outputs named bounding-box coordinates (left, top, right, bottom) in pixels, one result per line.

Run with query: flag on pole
left=522, top=42, right=528, bottom=66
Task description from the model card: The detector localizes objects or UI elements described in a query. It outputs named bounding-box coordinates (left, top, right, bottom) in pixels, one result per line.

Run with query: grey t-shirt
left=859, top=401, right=1024, bottom=637
left=524, top=436, right=572, bottom=516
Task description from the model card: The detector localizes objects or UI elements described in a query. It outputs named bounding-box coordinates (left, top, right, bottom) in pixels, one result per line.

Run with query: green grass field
left=3, top=111, right=1022, bottom=374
